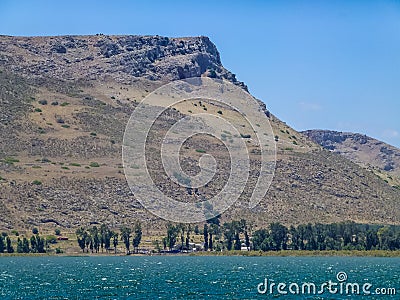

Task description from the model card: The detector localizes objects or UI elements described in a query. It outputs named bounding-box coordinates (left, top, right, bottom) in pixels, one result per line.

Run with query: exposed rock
left=0, top=35, right=247, bottom=89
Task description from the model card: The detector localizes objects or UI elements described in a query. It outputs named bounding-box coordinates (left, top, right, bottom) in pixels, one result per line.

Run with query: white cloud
left=298, top=101, right=322, bottom=111
left=382, top=129, right=399, bottom=138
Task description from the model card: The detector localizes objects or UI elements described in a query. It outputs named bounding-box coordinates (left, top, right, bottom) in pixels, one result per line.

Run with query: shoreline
left=1, top=250, right=399, bottom=258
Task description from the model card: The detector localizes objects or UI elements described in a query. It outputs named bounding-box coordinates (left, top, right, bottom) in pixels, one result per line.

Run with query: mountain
left=0, top=35, right=399, bottom=232
left=302, top=130, right=400, bottom=188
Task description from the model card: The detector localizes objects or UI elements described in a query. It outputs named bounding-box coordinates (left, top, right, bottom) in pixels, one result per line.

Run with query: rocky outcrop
left=0, top=35, right=246, bottom=89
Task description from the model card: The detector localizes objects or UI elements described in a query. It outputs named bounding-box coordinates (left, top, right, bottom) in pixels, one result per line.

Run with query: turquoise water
left=0, top=256, right=398, bottom=299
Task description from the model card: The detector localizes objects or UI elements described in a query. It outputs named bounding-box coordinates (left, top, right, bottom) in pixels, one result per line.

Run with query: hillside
left=303, top=130, right=400, bottom=188
left=0, top=35, right=399, bottom=232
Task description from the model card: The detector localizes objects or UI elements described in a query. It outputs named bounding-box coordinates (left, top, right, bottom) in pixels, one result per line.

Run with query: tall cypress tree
left=234, top=232, right=241, bottom=250
left=112, top=231, right=118, bottom=254
left=185, top=225, right=191, bottom=250
left=6, top=237, right=14, bottom=253
left=223, top=222, right=235, bottom=251
left=76, top=227, right=88, bottom=253
left=30, top=236, right=37, bottom=253
left=203, top=224, right=208, bottom=251
left=120, top=226, right=132, bottom=254
left=22, top=237, right=30, bottom=253
left=132, top=222, right=142, bottom=253
left=17, top=238, right=23, bottom=253
left=0, top=236, right=5, bottom=253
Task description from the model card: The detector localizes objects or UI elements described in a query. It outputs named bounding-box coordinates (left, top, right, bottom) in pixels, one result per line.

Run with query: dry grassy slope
left=0, top=35, right=399, bottom=232
left=303, top=130, right=400, bottom=188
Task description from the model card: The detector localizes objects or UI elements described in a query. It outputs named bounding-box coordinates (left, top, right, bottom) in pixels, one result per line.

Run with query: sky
left=1, top=0, right=399, bottom=147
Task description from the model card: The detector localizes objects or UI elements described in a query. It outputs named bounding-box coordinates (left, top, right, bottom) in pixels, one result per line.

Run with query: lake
left=0, top=256, right=398, bottom=299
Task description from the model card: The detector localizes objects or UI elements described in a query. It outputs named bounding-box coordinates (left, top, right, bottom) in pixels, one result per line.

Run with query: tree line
left=2, top=220, right=399, bottom=255
left=251, top=222, right=400, bottom=251
left=75, top=222, right=142, bottom=254
left=162, top=217, right=252, bottom=251
left=162, top=218, right=400, bottom=252
left=0, top=229, right=49, bottom=254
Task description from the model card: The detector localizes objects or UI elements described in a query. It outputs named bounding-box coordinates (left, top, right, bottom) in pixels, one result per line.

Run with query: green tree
left=22, top=237, right=30, bottom=253
left=244, top=230, right=250, bottom=250
left=162, top=237, right=167, bottom=250
left=166, top=223, right=178, bottom=250
left=90, top=226, right=100, bottom=253
left=76, top=227, right=88, bottom=252
left=112, top=231, right=118, bottom=254
left=377, top=226, right=398, bottom=250
left=100, top=224, right=109, bottom=252
left=289, top=225, right=299, bottom=250
left=34, top=235, right=45, bottom=253
left=270, top=222, right=288, bottom=251
left=176, top=223, right=185, bottom=250
left=223, top=222, right=235, bottom=251
left=314, top=223, right=326, bottom=250
left=185, top=225, right=191, bottom=250
left=132, top=222, right=142, bottom=253
left=85, top=234, right=92, bottom=253
left=103, top=227, right=112, bottom=253
left=252, top=229, right=271, bottom=251
left=208, top=232, right=213, bottom=251
left=203, top=224, right=209, bottom=251
left=17, top=238, right=23, bottom=253
left=120, top=226, right=132, bottom=254
left=89, top=239, right=94, bottom=253
left=208, top=224, right=219, bottom=251
left=6, top=237, right=14, bottom=253
left=377, top=226, right=390, bottom=250
left=30, top=236, right=37, bottom=253
left=365, top=229, right=378, bottom=250
left=296, top=224, right=306, bottom=250
left=0, top=236, right=5, bottom=253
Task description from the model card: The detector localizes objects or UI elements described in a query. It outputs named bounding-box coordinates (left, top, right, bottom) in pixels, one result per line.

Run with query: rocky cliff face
left=0, top=35, right=245, bottom=88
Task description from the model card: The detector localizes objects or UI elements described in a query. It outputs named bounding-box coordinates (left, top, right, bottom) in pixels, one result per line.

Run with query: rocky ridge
left=0, top=35, right=245, bottom=88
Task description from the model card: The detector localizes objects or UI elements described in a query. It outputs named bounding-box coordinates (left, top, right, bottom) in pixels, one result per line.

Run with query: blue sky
left=1, top=0, right=399, bottom=147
